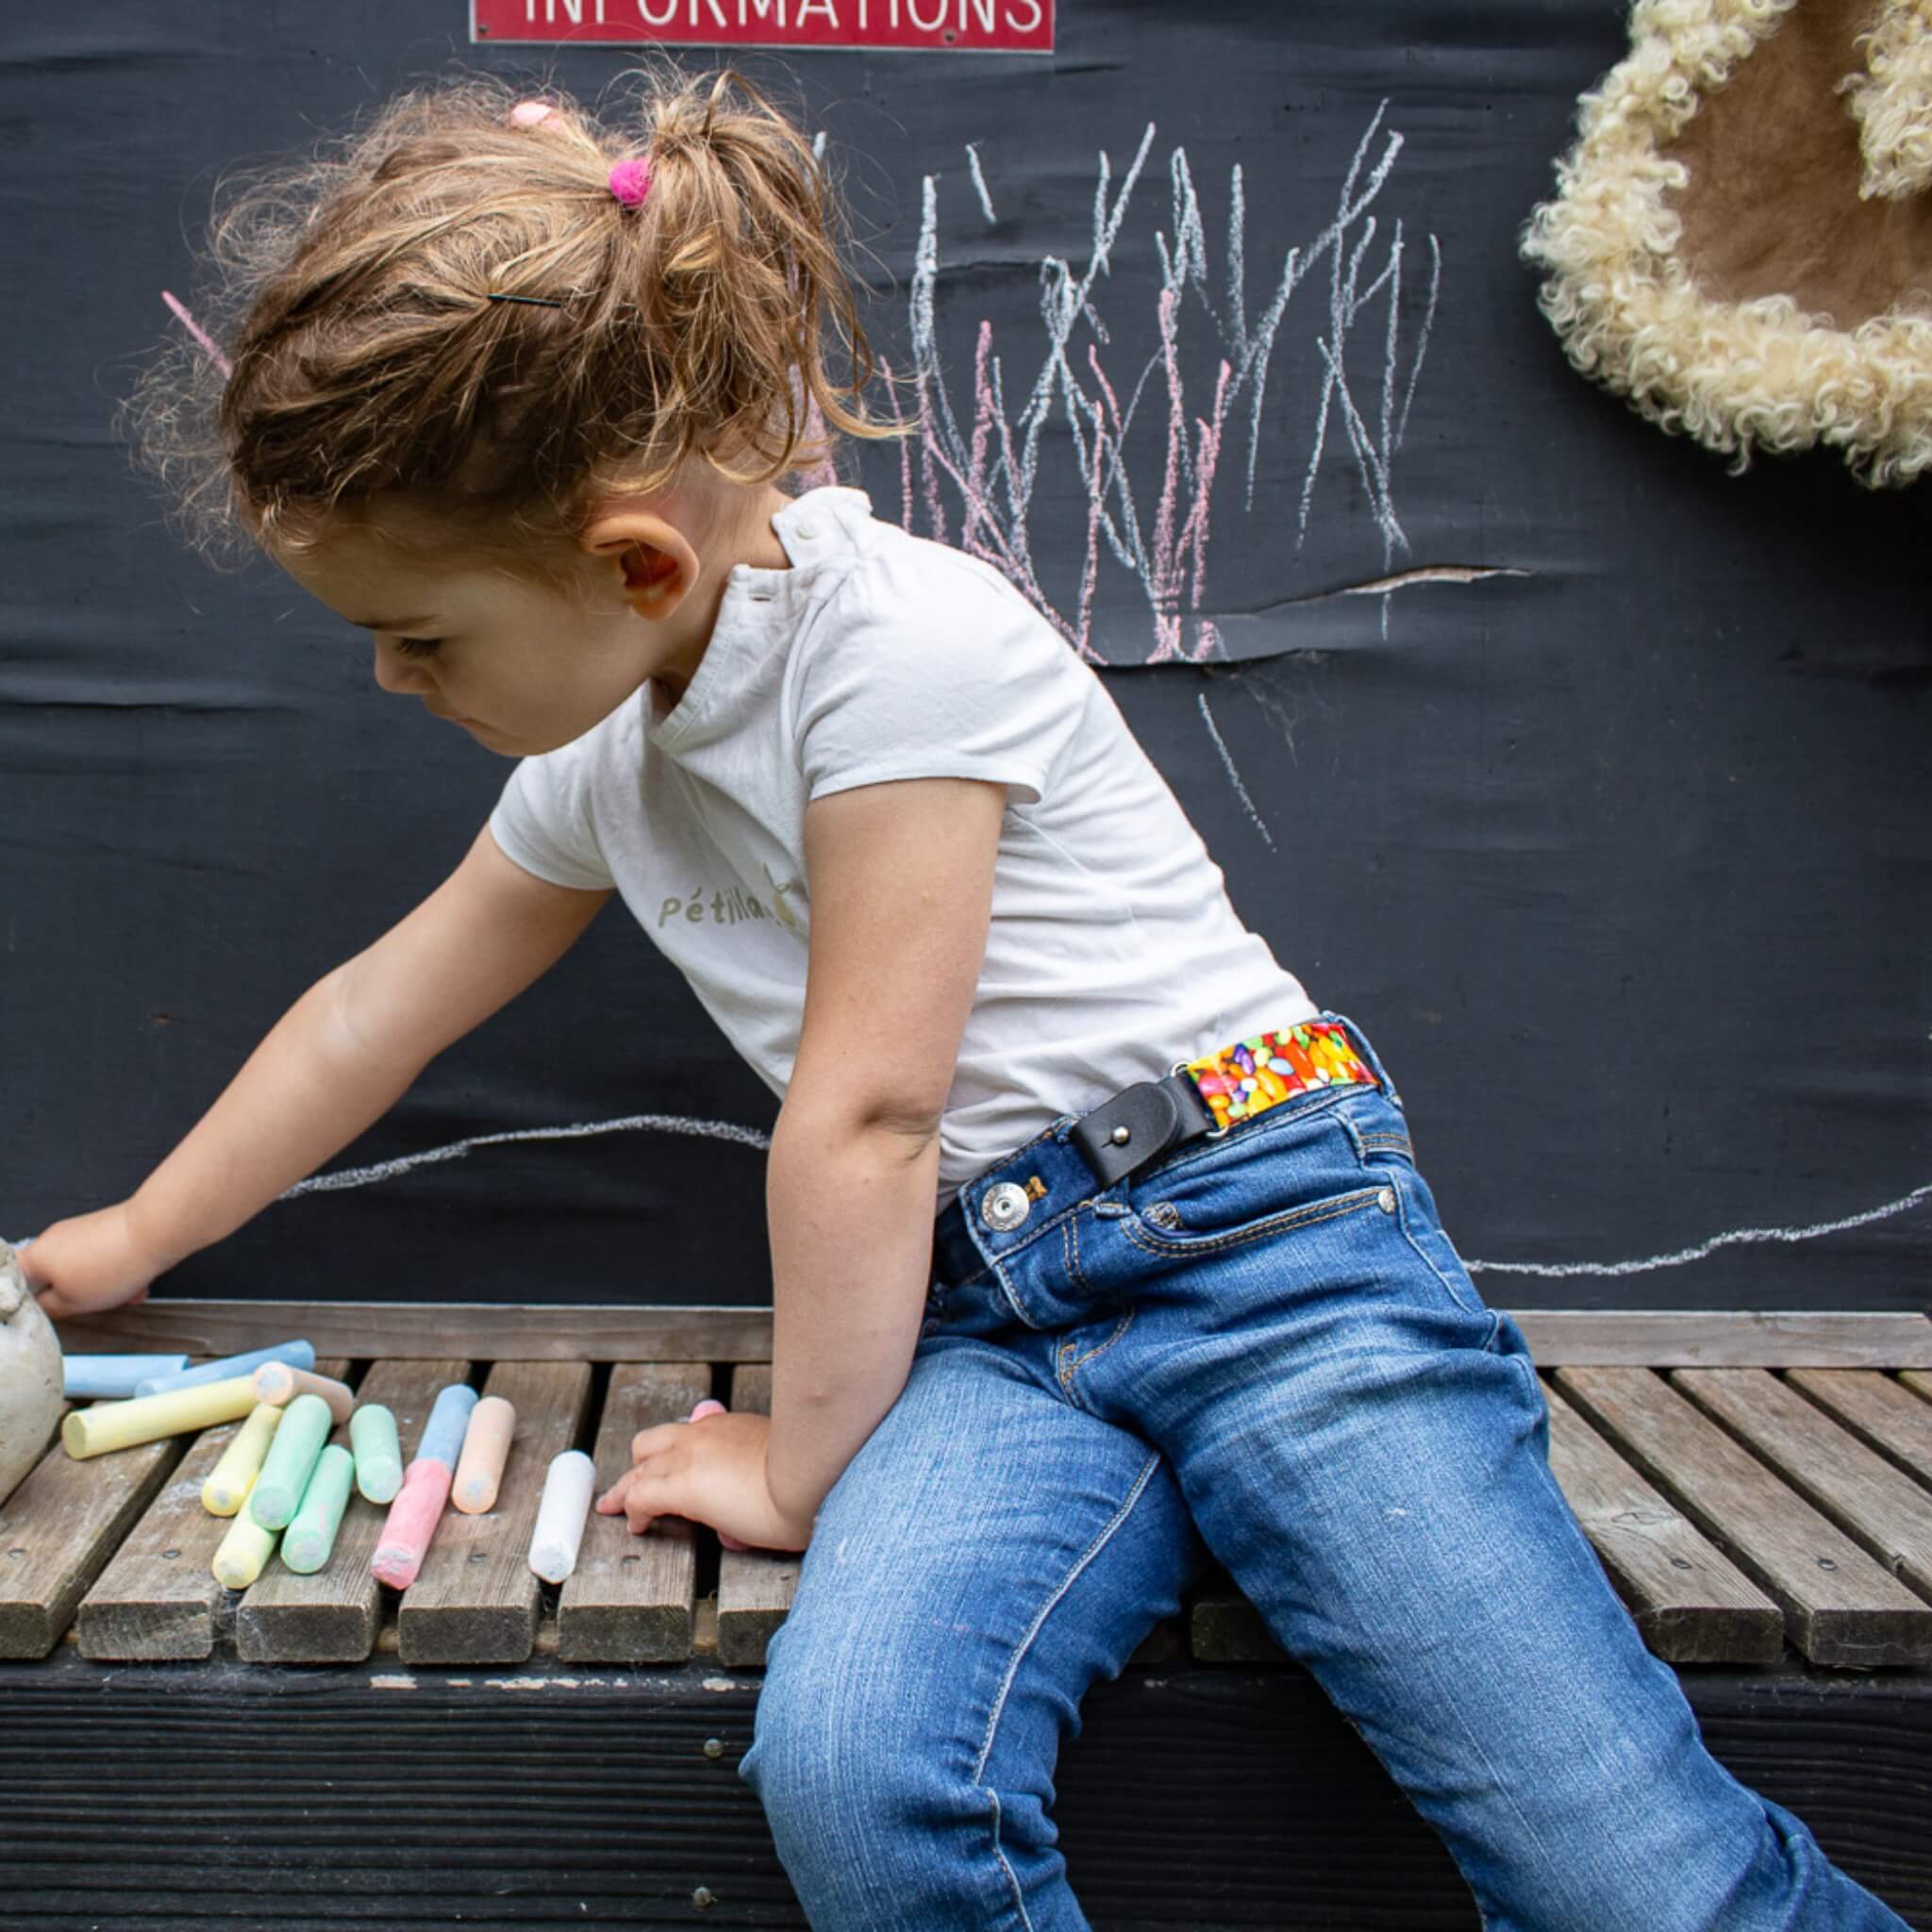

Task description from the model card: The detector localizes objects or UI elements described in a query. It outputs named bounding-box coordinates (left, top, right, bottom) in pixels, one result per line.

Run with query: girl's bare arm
left=25, top=827, right=611, bottom=1318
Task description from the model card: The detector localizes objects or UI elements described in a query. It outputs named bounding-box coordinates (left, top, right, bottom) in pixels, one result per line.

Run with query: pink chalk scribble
left=160, top=290, right=234, bottom=381
left=875, top=103, right=1441, bottom=662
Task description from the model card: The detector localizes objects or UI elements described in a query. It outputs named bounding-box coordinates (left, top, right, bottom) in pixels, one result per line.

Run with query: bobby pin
left=486, top=291, right=567, bottom=308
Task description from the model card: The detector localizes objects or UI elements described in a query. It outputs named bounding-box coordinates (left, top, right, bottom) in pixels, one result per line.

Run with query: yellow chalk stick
left=62, top=1375, right=259, bottom=1459
left=252, top=1361, right=355, bottom=1424
left=202, top=1403, right=283, bottom=1516
left=211, top=1476, right=279, bottom=1588
left=451, top=1395, right=517, bottom=1515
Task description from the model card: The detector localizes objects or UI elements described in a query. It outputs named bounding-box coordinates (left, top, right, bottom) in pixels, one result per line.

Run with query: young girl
left=23, top=64, right=1908, bottom=1932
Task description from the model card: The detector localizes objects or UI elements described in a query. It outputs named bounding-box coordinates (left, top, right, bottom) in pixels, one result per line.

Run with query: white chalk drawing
left=1196, top=692, right=1274, bottom=849
left=828, top=101, right=1451, bottom=666
left=0, top=1134, right=1840, bottom=1282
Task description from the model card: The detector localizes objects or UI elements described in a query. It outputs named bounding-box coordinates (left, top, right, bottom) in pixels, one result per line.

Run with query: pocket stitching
left=1121, top=1184, right=1385, bottom=1257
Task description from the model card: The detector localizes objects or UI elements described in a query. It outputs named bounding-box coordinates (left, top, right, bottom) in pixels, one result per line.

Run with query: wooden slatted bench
left=3, top=1304, right=1928, bottom=1930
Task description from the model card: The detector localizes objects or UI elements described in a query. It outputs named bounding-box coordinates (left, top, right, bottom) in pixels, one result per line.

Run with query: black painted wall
left=3, top=3, right=1925, bottom=1308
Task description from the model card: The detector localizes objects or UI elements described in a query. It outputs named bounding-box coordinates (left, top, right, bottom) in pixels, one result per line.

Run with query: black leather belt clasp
left=1068, top=1065, right=1221, bottom=1189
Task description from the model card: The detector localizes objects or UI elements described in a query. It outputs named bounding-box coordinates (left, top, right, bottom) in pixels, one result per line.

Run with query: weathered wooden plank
left=75, top=1358, right=353, bottom=1661
left=58, top=1299, right=779, bottom=1364
left=1785, top=1371, right=1932, bottom=1491
left=1901, top=1370, right=1932, bottom=1406
left=557, top=1360, right=710, bottom=1664
left=396, top=1359, right=593, bottom=1666
left=0, top=1406, right=180, bottom=1659
left=1556, top=1368, right=1932, bottom=1668
left=1189, top=1584, right=1285, bottom=1663
left=1670, top=1369, right=1932, bottom=1605
left=1542, top=1376, right=1783, bottom=1663
left=236, top=1358, right=469, bottom=1664
left=1513, top=1310, right=1932, bottom=1368
left=58, top=1300, right=1932, bottom=1368
left=715, top=1363, right=801, bottom=1668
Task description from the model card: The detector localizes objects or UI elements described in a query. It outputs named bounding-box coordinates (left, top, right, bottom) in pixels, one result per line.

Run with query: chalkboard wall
left=3, top=2, right=1925, bottom=1309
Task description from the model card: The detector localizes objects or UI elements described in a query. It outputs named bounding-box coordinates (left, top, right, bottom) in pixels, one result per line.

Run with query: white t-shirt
left=489, top=483, right=1319, bottom=1211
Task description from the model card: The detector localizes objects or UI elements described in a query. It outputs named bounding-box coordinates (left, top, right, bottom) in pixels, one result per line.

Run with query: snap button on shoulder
left=980, top=1181, right=1031, bottom=1232
left=792, top=518, right=818, bottom=539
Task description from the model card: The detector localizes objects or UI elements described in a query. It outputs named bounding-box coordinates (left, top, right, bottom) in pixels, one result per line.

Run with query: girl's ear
left=579, top=508, right=700, bottom=619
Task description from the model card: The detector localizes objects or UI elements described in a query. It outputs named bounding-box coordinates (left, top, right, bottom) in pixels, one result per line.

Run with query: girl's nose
left=372, top=641, right=431, bottom=695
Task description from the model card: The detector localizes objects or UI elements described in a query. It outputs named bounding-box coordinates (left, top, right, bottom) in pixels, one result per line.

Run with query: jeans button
left=1376, top=1187, right=1397, bottom=1213
left=980, top=1181, right=1031, bottom=1232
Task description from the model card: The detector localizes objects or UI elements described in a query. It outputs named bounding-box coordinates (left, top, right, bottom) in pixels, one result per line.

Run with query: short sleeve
left=792, top=560, right=1080, bottom=808
left=488, top=738, right=613, bottom=891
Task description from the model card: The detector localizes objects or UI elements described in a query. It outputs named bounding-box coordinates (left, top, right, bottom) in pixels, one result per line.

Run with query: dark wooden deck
left=2, top=1304, right=1927, bottom=1927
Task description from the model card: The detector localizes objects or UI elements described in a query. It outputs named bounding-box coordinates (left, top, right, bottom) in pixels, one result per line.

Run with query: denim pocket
left=1120, top=1093, right=1387, bottom=1258
left=1330, top=1096, right=1489, bottom=1320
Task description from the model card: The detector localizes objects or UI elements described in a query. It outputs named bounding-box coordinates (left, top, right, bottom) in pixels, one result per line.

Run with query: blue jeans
left=738, top=1011, right=1908, bottom=1930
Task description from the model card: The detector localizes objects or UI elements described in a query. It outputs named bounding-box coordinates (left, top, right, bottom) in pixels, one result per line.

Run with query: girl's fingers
left=629, top=1422, right=684, bottom=1459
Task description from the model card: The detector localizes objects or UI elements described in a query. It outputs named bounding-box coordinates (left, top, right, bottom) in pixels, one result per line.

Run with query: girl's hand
left=594, top=1407, right=813, bottom=1554
left=17, top=1204, right=162, bottom=1321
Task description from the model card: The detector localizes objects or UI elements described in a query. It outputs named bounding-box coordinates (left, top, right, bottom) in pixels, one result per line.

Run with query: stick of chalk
left=212, top=1477, right=279, bottom=1589
left=252, top=1361, right=354, bottom=1424
left=350, top=1403, right=403, bottom=1504
left=62, top=1354, right=190, bottom=1400
left=415, top=1382, right=479, bottom=1471
left=134, top=1341, right=315, bottom=1398
left=528, top=1449, right=597, bottom=1584
left=371, top=1456, right=453, bottom=1590
left=62, top=1375, right=258, bottom=1458
left=451, top=1395, right=517, bottom=1515
left=246, top=1392, right=334, bottom=1531
left=281, top=1443, right=356, bottom=1574
left=688, top=1401, right=753, bottom=1552
left=202, top=1402, right=283, bottom=1516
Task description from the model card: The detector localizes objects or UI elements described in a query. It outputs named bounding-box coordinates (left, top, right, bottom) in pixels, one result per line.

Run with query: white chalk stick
left=527, top=1449, right=596, bottom=1584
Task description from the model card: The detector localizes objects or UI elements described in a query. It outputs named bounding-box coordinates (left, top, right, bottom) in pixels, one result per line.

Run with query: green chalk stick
left=350, top=1402, right=403, bottom=1504
left=281, top=1443, right=356, bottom=1574
left=248, top=1392, right=333, bottom=1530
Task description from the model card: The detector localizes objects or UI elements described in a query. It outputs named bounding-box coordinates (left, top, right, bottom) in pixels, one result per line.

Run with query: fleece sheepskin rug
left=1522, top=0, right=1932, bottom=487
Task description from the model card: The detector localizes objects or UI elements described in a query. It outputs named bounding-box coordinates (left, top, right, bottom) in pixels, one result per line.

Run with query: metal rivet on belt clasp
left=980, top=1181, right=1032, bottom=1232
left=1109, top=1124, right=1131, bottom=1145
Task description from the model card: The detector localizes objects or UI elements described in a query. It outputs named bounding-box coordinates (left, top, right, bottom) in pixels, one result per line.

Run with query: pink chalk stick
left=690, top=1402, right=751, bottom=1553
left=371, top=1456, right=453, bottom=1590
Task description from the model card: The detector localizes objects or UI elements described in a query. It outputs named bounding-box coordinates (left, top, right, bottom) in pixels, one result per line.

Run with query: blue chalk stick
left=133, top=1340, right=316, bottom=1398
left=63, top=1353, right=191, bottom=1400
left=416, top=1382, right=479, bottom=1470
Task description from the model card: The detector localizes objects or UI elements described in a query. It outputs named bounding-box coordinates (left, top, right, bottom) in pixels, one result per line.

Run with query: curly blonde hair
left=1519, top=0, right=1932, bottom=490
left=129, top=60, right=911, bottom=560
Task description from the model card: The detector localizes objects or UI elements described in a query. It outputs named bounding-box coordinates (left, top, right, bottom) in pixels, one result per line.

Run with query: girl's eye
left=392, top=636, right=441, bottom=659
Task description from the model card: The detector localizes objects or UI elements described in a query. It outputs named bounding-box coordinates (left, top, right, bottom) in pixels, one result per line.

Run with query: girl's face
left=277, top=491, right=747, bottom=757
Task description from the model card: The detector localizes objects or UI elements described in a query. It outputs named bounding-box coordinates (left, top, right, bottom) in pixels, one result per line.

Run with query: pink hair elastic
left=508, top=101, right=555, bottom=128
left=608, top=158, right=651, bottom=208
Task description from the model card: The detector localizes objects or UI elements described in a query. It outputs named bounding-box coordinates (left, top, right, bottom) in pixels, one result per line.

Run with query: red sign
left=473, top=0, right=1053, bottom=53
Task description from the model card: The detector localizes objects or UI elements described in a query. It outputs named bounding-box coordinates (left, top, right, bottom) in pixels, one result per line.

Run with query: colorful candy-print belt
left=1067, top=1019, right=1380, bottom=1189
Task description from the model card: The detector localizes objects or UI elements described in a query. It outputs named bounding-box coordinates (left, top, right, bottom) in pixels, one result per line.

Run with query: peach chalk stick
left=62, top=1374, right=258, bottom=1458
left=281, top=1444, right=356, bottom=1574
left=690, top=1401, right=751, bottom=1552
left=528, top=1449, right=597, bottom=1584
left=451, top=1395, right=516, bottom=1515
left=371, top=1457, right=453, bottom=1590
left=202, top=1402, right=283, bottom=1516
left=253, top=1361, right=355, bottom=1424
left=349, top=1403, right=403, bottom=1504
left=212, top=1477, right=279, bottom=1589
